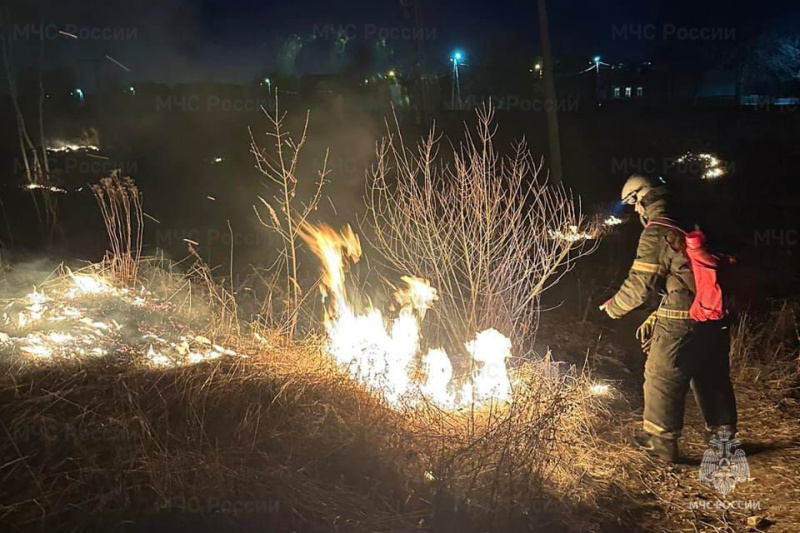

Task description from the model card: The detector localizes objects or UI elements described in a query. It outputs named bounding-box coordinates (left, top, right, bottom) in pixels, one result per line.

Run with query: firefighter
left=600, top=174, right=738, bottom=462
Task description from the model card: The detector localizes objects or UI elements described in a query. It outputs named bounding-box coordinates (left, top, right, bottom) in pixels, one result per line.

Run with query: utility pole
left=410, top=0, right=429, bottom=121
left=537, top=0, right=563, bottom=184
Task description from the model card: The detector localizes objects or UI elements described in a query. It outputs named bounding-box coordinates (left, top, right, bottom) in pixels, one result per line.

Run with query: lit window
left=636, top=86, right=644, bottom=97
left=613, top=86, right=621, bottom=98
left=625, top=87, right=632, bottom=98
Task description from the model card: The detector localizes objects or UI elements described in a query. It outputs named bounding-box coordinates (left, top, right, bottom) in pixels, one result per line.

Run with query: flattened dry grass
left=0, top=341, right=417, bottom=531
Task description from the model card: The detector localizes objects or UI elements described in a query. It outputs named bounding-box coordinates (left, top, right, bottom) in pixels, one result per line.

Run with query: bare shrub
left=91, top=171, right=144, bottom=285
left=366, top=106, right=597, bottom=350
left=250, top=95, right=328, bottom=336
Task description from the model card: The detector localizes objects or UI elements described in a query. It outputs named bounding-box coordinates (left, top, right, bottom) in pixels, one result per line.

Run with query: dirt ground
left=536, top=309, right=800, bottom=533
left=623, top=386, right=800, bottom=533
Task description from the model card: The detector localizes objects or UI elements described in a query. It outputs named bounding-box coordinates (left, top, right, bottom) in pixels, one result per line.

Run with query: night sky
left=5, top=0, right=797, bottom=86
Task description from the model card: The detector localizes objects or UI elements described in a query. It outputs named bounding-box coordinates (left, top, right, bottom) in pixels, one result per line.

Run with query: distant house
left=596, top=62, right=695, bottom=105
left=597, top=60, right=798, bottom=108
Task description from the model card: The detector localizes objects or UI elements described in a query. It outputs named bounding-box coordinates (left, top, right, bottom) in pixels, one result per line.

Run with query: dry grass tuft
left=91, top=171, right=144, bottom=285
left=730, top=301, right=800, bottom=387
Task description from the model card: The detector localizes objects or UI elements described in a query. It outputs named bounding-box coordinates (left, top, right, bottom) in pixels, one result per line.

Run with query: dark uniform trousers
left=606, top=196, right=739, bottom=438
left=643, top=316, right=738, bottom=438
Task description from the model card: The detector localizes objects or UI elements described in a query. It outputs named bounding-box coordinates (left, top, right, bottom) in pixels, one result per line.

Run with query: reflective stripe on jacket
left=607, top=192, right=696, bottom=319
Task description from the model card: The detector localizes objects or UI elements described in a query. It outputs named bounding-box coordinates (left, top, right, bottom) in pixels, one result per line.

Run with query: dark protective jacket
left=607, top=189, right=696, bottom=320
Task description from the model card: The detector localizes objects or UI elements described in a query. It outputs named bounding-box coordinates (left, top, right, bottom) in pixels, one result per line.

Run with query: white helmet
left=621, top=174, right=657, bottom=207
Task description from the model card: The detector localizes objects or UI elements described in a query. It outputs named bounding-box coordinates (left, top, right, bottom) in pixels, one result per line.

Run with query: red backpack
left=647, top=218, right=735, bottom=322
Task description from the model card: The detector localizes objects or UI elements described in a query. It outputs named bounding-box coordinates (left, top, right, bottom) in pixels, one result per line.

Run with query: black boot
left=634, top=432, right=679, bottom=462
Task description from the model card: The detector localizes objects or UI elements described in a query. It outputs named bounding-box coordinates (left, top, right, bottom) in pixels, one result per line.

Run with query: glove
left=636, top=312, right=658, bottom=353
left=599, top=298, right=622, bottom=319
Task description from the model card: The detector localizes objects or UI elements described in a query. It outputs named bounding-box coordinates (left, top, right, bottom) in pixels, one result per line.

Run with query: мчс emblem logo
left=699, top=429, right=750, bottom=496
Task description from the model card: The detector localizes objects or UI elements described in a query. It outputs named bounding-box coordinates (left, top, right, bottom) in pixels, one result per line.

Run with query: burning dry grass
left=0, top=259, right=241, bottom=370
left=0, top=107, right=647, bottom=531
left=0, top=261, right=641, bottom=532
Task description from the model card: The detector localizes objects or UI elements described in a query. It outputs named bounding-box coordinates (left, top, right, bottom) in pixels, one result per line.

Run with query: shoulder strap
left=647, top=217, right=695, bottom=297
left=647, top=217, right=686, bottom=235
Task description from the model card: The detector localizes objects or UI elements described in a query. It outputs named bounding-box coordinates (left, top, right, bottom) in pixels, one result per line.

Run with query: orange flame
left=300, top=222, right=513, bottom=409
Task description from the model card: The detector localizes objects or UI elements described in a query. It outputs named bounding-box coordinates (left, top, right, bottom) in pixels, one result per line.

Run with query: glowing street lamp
left=592, top=56, right=608, bottom=103
left=450, top=49, right=464, bottom=109
left=581, top=55, right=607, bottom=75
left=72, top=87, right=85, bottom=106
